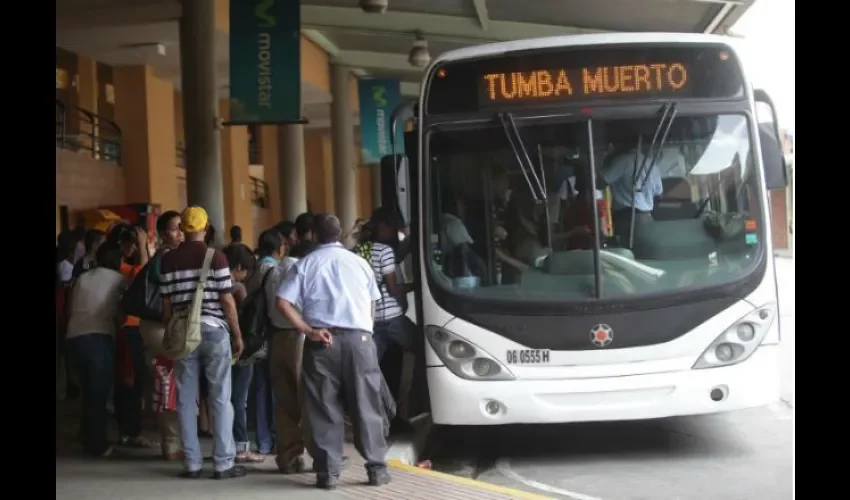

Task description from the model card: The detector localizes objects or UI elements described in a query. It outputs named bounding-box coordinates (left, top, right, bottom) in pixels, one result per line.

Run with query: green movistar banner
left=229, top=0, right=300, bottom=124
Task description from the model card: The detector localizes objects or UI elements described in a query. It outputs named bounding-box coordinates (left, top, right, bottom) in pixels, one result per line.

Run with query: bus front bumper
left=427, top=345, right=780, bottom=425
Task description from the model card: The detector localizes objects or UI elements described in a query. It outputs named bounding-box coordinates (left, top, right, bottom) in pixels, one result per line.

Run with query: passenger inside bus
left=428, top=114, right=762, bottom=298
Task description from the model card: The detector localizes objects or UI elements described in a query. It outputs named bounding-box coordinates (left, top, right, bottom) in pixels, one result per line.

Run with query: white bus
left=384, top=33, right=788, bottom=426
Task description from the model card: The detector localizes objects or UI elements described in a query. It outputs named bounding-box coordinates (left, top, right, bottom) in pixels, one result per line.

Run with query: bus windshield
left=425, top=113, right=764, bottom=302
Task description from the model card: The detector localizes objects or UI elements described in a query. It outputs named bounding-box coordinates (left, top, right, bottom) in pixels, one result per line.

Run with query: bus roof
left=432, top=33, right=742, bottom=66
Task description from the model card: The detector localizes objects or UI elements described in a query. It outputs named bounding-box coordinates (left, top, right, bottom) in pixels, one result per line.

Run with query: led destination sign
left=482, top=63, right=689, bottom=104
left=425, top=45, right=745, bottom=115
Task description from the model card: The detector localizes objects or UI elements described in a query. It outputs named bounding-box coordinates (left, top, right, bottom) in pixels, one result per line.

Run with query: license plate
left=506, top=349, right=551, bottom=364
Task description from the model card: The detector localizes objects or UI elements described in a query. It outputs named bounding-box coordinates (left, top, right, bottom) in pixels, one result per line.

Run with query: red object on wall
left=100, top=203, right=161, bottom=244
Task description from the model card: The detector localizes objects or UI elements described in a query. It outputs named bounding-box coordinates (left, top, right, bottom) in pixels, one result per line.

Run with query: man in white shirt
left=276, top=214, right=390, bottom=490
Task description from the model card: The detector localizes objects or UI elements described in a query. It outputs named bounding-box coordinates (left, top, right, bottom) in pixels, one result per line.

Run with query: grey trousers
left=302, top=329, right=388, bottom=478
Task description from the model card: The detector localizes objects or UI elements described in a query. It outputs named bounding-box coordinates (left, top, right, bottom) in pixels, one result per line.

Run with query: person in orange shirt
left=112, top=224, right=154, bottom=448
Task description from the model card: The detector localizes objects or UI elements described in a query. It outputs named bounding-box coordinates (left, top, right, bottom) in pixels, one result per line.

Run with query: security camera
left=408, top=38, right=431, bottom=69
left=359, top=0, right=388, bottom=13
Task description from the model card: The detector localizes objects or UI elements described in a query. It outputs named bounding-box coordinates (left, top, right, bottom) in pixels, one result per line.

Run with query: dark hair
left=56, top=230, right=82, bottom=262
left=289, top=241, right=313, bottom=258
left=204, top=224, right=217, bottom=246
left=371, top=206, right=403, bottom=230
left=83, top=229, right=106, bottom=253
left=230, top=225, right=242, bottom=242
left=313, top=213, right=342, bottom=244
left=257, top=229, right=284, bottom=257
left=107, top=222, right=135, bottom=246
left=295, top=212, right=314, bottom=238
left=156, top=211, right=181, bottom=234
left=223, top=243, right=255, bottom=271
left=274, top=221, right=296, bottom=240
left=95, top=241, right=123, bottom=271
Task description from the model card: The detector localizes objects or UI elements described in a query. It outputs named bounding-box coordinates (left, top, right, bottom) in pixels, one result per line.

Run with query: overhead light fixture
left=359, top=0, right=388, bottom=14
left=408, top=32, right=431, bottom=69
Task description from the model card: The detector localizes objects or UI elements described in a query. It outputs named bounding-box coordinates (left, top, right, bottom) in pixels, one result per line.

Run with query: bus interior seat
left=519, top=250, right=631, bottom=297
left=632, top=219, right=717, bottom=260
left=654, top=177, right=697, bottom=220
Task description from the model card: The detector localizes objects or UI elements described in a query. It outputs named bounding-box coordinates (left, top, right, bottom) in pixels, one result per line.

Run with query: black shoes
left=316, top=475, right=338, bottom=490
left=368, top=468, right=392, bottom=486
left=212, top=465, right=248, bottom=480
left=279, top=456, right=306, bottom=474
left=179, top=470, right=202, bottom=479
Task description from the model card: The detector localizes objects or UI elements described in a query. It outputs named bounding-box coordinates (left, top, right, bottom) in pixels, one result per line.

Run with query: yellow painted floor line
left=387, top=459, right=553, bottom=500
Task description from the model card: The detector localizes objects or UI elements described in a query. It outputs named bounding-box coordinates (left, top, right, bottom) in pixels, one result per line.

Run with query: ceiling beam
left=301, top=5, right=611, bottom=43
left=703, top=3, right=737, bottom=33
left=57, top=3, right=182, bottom=30
left=471, top=0, right=490, bottom=30
left=334, top=50, right=425, bottom=75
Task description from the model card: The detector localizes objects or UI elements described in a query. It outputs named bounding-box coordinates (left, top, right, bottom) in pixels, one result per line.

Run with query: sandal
left=121, top=436, right=156, bottom=449
left=235, top=451, right=266, bottom=463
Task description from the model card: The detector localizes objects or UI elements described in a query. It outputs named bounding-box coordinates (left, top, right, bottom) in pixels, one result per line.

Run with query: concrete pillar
left=179, top=0, right=225, bottom=243
left=331, top=64, right=357, bottom=230
left=371, top=166, right=382, bottom=211
left=258, top=126, right=282, bottom=221
left=278, top=124, right=308, bottom=219
left=219, top=99, right=254, bottom=247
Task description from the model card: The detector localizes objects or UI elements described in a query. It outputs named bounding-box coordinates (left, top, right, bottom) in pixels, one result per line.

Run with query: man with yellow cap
left=158, top=206, right=247, bottom=480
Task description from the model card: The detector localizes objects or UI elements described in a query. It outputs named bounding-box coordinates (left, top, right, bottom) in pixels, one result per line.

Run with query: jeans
left=174, top=324, right=236, bottom=473
left=373, top=315, right=415, bottom=362
left=66, top=334, right=114, bottom=456
left=230, top=363, right=254, bottom=452
left=115, top=326, right=146, bottom=438
left=253, top=359, right=275, bottom=454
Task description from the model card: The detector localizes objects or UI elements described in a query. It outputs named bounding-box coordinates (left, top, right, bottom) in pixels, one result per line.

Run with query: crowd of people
left=56, top=205, right=417, bottom=490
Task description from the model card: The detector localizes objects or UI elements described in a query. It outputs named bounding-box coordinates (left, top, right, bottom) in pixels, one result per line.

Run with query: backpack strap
left=199, top=248, right=215, bottom=286
left=190, top=249, right=216, bottom=317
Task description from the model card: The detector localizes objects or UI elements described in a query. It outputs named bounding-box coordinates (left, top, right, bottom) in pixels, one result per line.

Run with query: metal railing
left=250, top=176, right=268, bottom=208
left=56, top=99, right=122, bottom=164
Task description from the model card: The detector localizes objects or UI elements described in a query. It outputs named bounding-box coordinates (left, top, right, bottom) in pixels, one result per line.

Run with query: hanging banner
left=358, top=78, right=405, bottom=165
left=229, top=0, right=300, bottom=124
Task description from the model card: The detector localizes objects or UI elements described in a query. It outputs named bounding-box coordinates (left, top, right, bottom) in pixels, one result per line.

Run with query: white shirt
left=57, top=260, right=74, bottom=283
left=441, top=213, right=474, bottom=255
left=262, top=256, right=298, bottom=329
left=66, top=267, right=127, bottom=339
left=277, top=243, right=380, bottom=333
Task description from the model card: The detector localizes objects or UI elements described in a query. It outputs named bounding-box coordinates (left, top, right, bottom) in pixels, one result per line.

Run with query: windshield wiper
left=627, top=101, right=679, bottom=248
left=499, top=112, right=546, bottom=203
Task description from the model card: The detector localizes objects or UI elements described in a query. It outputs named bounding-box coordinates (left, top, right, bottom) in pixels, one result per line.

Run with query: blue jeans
left=373, top=315, right=415, bottom=361
left=66, top=334, right=114, bottom=456
left=231, top=363, right=254, bottom=452
left=174, top=324, right=235, bottom=472
left=253, top=359, right=275, bottom=454
left=115, top=326, right=146, bottom=438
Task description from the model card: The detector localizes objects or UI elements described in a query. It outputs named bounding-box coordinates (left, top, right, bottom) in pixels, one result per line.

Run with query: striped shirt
left=365, top=242, right=403, bottom=322
left=158, top=241, right=233, bottom=327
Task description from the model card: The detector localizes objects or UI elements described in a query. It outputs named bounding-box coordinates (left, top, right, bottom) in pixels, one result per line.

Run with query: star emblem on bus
left=590, top=324, right=614, bottom=347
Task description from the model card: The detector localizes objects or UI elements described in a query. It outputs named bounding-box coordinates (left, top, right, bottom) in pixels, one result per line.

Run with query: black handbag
left=121, top=253, right=163, bottom=322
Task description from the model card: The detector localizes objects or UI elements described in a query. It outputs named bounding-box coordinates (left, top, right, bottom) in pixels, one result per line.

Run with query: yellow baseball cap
left=181, top=206, right=209, bottom=233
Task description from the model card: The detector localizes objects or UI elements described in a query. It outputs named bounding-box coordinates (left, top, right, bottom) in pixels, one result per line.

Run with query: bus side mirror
left=753, top=89, right=788, bottom=190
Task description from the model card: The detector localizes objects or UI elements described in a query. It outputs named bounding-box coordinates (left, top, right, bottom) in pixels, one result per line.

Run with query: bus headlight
left=693, top=303, right=777, bottom=369
left=425, top=325, right=515, bottom=381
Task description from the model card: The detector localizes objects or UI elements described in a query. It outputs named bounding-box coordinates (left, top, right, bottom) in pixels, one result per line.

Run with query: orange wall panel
left=113, top=65, right=179, bottom=211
